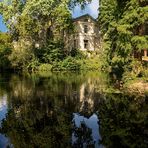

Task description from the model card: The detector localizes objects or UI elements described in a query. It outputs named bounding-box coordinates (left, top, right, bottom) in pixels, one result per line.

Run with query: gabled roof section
left=73, top=14, right=96, bottom=22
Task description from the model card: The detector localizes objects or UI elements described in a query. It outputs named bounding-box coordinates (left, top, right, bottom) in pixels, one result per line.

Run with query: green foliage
left=41, top=41, right=65, bottom=63
left=52, top=55, right=104, bottom=71
left=123, top=59, right=143, bottom=82
left=27, top=56, right=40, bottom=72
left=79, top=58, right=101, bottom=70
left=69, top=48, right=86, bottom=59
left=8, top=40, right=34, bottom=70
left=0, top=0, right=73, bottom=45
left=98, top=93, right=148, bottom=148
left=0, top=32, right=12, bottom=70
left=0, top=44, right=11, bottom=70
left=99, top=0, right=148, bottom=77
left=0, top=0, right=74, bottom=72
left=0, top=0, right=94, bottom=72
left=131, top=35, right=148, bottom=50
left=38, top=64, right=52, bottom=71
left=142, top=69, right=148, bottom=78
left=52, top=56, right=81, bottom=71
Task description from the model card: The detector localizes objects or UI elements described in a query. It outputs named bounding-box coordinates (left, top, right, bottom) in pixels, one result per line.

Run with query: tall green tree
left=0, top=0, right=91, bottom=44
left=0, top=0, right=92, bottom=70
left=0, top=0, right=73, bottom=44
left=99, top=0, right=148, bottom=77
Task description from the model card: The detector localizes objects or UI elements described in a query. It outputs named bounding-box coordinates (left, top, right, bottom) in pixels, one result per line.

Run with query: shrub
left=0, top=45, right=11, bottom=70
left=0, top=33, right=12, bottom=70
left=79, top=58, right=101, bottom=70
left=27, top=57, right=40, bottom=71
left=35, top=40, right=65, bottom=63
left=38, top=64, right=52, bottom=71
left=122, top=59, right=144, bottom=82
left=52, top=56, right=81, bottom=71
left=62, top=56, right=81, bottom=70
left=141, top=68, right=148, bottom=82
left=9, top=40, right=34, bottom=70
left=69, top=48, right=86, bottom=59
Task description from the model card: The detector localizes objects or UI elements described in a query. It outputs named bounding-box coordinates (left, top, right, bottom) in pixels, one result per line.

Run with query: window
left=74, top=40, right=77, bottom=48
left=84, top=40, right=89, bottom=49
left=84, top=18, right=88, bottom=22
left=84, top=25, right=88, bottom=33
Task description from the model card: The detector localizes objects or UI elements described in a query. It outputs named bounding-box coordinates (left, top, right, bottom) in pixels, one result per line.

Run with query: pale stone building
left=65, top=14, right=100, bottom=52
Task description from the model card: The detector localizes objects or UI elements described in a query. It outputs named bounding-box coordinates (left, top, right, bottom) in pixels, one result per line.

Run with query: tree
left=0, top=32, right=12, bottom=70
left=99, top=0, right=148, bottom=77
left=0, top=0, right=73, bottom=44
left=0, top=0, right=92, bottom=70
left=0, top=0, right=91, bottom=45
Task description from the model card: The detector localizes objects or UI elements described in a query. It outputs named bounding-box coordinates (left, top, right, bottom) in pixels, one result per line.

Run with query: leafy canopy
left=99, top=0, right=148, bottom=76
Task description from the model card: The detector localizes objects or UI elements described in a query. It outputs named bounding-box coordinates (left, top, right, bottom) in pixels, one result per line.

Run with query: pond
left=0, top=71, right=147, bottom=148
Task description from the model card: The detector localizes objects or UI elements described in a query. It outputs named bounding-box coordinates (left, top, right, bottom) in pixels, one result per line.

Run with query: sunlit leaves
left=131, top=35, right=148, bottom=50
left=99, top=0, right=148, bottom=76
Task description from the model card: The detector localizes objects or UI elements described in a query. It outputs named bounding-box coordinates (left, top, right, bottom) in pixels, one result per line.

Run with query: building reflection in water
left=72, top=77, right=105, bottom=148
left=0, top=72, right=107, bottom=147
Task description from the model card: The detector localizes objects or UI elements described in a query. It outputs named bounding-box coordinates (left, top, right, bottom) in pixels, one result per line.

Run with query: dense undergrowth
left=0, top=34, right=104, bottom=72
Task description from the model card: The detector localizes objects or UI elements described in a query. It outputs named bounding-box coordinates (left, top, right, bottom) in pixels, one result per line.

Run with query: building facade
left=65, top=14, right=100, bottom=52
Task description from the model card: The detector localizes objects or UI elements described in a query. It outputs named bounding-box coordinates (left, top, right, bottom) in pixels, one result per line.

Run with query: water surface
left=0, top=72, right=147, bottom=148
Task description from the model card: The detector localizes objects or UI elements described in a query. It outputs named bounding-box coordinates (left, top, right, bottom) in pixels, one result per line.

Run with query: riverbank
left=123, top=79, right=148, bottom=94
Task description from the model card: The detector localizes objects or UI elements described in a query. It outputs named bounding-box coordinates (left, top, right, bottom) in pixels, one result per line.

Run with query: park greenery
left=99, top=0, right=148, bottom=79
left=0, top=0, right=102, bottom=72
left=0, top=1, right=147, bottom=147
left=0, top=0, right=147, bottom=81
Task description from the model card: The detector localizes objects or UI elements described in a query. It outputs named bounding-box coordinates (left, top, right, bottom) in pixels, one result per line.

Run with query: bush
left=0, top=33, right=12, bottom=70
left=38, top=64, right=52, bottom=71
left=9, top=40, right=34, bottom=70
left=35, top=40, right=65, bottom=63
left=69, top=48, right=86, bottom=59
left=0, top=45, right=11, bottom=70
left=27, top=57, right=40, bottom=71
left=142, top=69, right=148, bottom=77
left=52, top=56, right=81, bottom=71
left=122, top=59, right=144, bottom=82
left=52, top=56, right=103, bottom=71
left=141, top=68, right=148, bottom=82
left=79, top=58, right=101, bottom=70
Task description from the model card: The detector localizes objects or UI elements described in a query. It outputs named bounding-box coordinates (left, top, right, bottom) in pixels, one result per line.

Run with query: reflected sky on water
left=0, top=72, right=147, bottom=148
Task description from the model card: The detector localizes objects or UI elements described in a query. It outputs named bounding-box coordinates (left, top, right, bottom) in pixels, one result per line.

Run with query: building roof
left=72, top=14, right=97, bottom=22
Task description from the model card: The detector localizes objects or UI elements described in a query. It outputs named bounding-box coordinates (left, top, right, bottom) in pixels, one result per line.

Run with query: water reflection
left=0, top=94, right=13, bottom=147
left=0, top=95, right=8, bottom=126
left=0, top=134, right=12, bottom=148
left=72, top=113, right=103, bottom=148
left=0, top=72, right=147, bottom=148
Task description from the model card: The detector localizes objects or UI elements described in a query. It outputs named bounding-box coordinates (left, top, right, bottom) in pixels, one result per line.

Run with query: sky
left=0, top=0, right=99, bottom=32
left=72, top=0, right=99, bottom=19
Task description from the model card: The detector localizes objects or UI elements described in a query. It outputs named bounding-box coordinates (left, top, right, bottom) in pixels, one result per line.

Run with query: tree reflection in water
left=0, top=72, right=147, bottom=148
left=98, top=93, right=148, bottom=148
left=72, top=113, right=103, bottom=148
